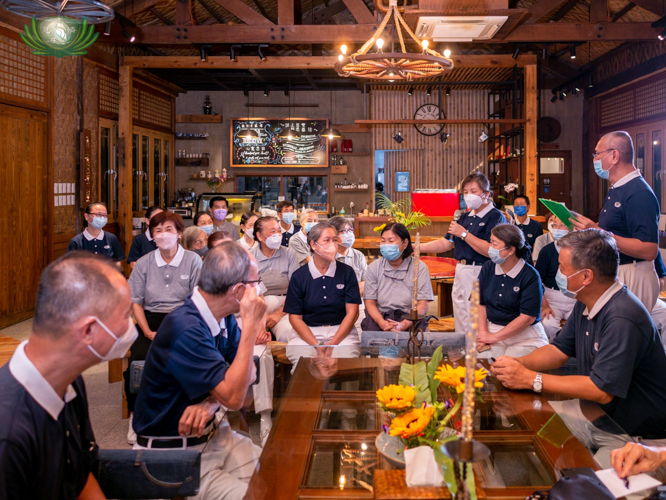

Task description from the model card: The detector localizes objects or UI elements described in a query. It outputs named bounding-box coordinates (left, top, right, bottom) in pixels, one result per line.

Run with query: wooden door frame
left=133, top=125, right=174, bottom=216
left=538, top=150, right=572, bottom=209
left=99, top=118, right=118, bottom=222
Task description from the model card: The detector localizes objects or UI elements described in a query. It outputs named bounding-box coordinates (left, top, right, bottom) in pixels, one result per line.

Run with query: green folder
left=539, top=198, right=579, bottom=230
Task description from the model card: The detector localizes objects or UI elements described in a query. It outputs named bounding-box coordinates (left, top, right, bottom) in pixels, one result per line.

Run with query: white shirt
left=612, top=169, right=641, bottom=188
left=494, top=258, right=526, bottom=278
left=307, top=259, right=336, bottom=279
left=237, top=237, right=256, bottom=251
left=190, top=286, right=227, bottom=337
left=145, top=228, right=153, bottom=242
left=471, top=203, right=493, bottom=218
left=583, top=280, right=624, bottom=319
left=154, top=244, right=185, bottom=267
left=280, top=222, right=295, bottom=234
left=83, top=228, right=104, bottom=241
left=9, top=341, right=77, bottom=420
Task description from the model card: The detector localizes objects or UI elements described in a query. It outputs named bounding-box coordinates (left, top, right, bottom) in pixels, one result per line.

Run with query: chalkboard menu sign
left=231, top=118, right=328, bottom=167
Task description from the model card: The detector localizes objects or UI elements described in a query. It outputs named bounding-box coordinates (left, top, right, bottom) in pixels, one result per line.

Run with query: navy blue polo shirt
left=0, top=362, right=96, bottom=500
left=535, top=242, right=559, bottom=289
left=478, top=259, right=542, bottom=325
left=127, top=231, right=157, bottom=264
left=133, top=293, right=241, bottom=437
left=597, top=172, right=659, bottom=265
left=656, top=252, right=666, bottom=279
left=553, top=284, right=666, bottom=438
left=516, top=218, right=543, bottom=252
left=453, top=206, right=507, bottom=264
left=283, top=260, right=361, bottom=327
left=67, top=229, right=126, bottom=262
left=281, top=223, right=301, bottom=247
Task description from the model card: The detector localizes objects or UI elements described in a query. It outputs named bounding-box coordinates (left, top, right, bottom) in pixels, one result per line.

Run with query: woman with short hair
left=363, top=223, right=433, bottom=332
left=477, top=223, right=548, bottom=358
left=288, top=208, right=319, bottom=266
left=124, top=211, right=202, bottom=445
left=238, top=211, right=258, bottom=251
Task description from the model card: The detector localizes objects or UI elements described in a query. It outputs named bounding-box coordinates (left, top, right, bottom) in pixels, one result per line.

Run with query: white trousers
left=452, top=264, right=482, bottom=334
left=619, top=260, right=659, bottom=312
left=541, top=287, right=577, bottom=340
left=286, top=325, right=360, bottom=371
left=252, top=344, right=274, bottom=414
left=134, top=420, right=261, bottom=500
left=477, top=321, right=549, bottom=359
left=652, top=298, right=666, bottom=343
left=264, top=295, right=294, bottom=343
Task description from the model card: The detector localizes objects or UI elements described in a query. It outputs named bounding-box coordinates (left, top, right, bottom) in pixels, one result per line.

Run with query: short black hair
left=194, top=211, right=213, bottom=226
left=558, top=229, right=619, bottom=284
left=209, top=196, right=229, bottom=209
left=276, top=200, right=294, bottom=213
left=514, top=195, right=530, bottom=205
left=491, top=224, right=531, bottom=260
left=253, top=216, right=279, bottom=242
left=240, top=211, right=258, bottom=227
left=84, top=202, right=107, bottom=215
left=381, top=222, right=413, bottom=260
left=145, top=206, right=162, bottom=219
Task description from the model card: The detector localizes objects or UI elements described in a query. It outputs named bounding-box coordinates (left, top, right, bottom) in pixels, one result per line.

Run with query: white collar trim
left=583, top=280, right=623, bottom=319
left=612, top=169, right=641, bottom=188
left=494, top=258, right=525, bottom=278
left=9, top=342, right=77, bottom=420
left=145, top=228, right=153, bottom=242
left=191, top=287, right=226, bottom=337
left=471, top=203, right=493, bottom=218
left=308, top=258, right=336, bottom=279
left=155, top=245, right=185, bottom=268
left=281, top=223, right=295, bottom=234
left=83, top=228, right=104, bottom=241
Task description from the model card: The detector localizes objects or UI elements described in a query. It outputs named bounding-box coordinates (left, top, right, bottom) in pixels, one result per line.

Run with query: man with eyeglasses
left=67, top=202, right=125, bottom=269
left=571, top=131, right=660, bottom=312
left=132, top=242, right=266, bottom=500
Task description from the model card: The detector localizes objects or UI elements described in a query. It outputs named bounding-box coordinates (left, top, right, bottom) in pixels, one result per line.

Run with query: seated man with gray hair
left=132, top=241, right=267, bottom=500
left=288, top=208, right=319, bottom=266
left=491, top=229, right=666, bottom=440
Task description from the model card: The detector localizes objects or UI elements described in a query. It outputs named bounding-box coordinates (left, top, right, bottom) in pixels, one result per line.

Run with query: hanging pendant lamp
left=321, top=85, right=341, bottom=139
left=238, top=85, right=258, bottom=140
left=278, top=82, right=300, bottom=140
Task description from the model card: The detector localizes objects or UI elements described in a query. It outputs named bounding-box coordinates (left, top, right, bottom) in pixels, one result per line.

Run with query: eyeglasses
left=339, top=228, right=354, bottom=235
left=88, top=212, right=108, bottom=217
left=591, top=149, right=615, bottom=159
left=241, top=279, right=263, bottom=285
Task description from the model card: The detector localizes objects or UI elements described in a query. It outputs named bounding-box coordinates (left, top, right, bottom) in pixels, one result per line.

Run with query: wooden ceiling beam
left=589, top=0, right=610, bottom=22
left=149, top=7, right=173, bottom=25
left=612, top=2, right=636, bottom=21
left=196, top=0, right=226, bottom=24
left=626, top=0, right=664, bottom=15
left=550, top=0, right=583, bottom=22
left=114, top=0, right=162, bottom=18
left=250, top=0, right=275, bottom=23
left=123, top=54, right=537, bottom=68
left=279, top=0, right=295, bottom=25
left=175, top=0, right=195, bottom=25
left=500, top=21, right=660, bottom=41
left=341, top=0, right=376, bottom=23
left=304, top=0, right=348, bottom=24
left=211, top=0, right=274, bottom=25
left=524, top=0, right=569, bottom=24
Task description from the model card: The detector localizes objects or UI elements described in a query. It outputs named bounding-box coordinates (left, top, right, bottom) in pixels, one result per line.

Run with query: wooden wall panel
left=0, top=104, right=48, bottom=328
left=371, top=89, right=488, bottom=205
left=84, top=61, right=99, bottom=202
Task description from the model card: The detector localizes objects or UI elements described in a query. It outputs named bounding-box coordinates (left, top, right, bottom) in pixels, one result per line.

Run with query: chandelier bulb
left=341, top=44, right=348, bottom=55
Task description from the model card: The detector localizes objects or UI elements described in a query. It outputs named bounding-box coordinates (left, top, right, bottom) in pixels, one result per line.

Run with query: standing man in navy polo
left=67, top=202, right=126, bottom=268
left=511, top=195, right=543, bottom=251
left=276, top=200, right=301, bottom=247
left=572, top=131, right=660, bottom=311
left=132, top=242, right=266, bottom=500
left=0, top=251, right=137, bottom=499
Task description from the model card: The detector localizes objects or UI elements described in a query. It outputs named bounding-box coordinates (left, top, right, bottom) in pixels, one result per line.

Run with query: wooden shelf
left=176, top=136, right=209, bottom=141
left=176, top=114, right=223, bottom=123
left=189, top=176, right=235, bottom=181
left=330, top=152, right=370, bottom=157
left=176, top=158, right=209, bottom=167
left=334, top=188, right=370, bottom=192
left=331, top=124, right=370, bottom=134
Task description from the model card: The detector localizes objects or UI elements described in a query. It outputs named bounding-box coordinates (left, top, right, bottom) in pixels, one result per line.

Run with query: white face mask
left=244, top=228, right=254, bottom=238
left=88, top=317, right=138, bottom=362
left=340, top=231, right=355, bottom=248
left=264, top=233, right=282, bottom=250
left=154, top=232, right=178, bottom=251
left=464, top=193, right=484, bottom=211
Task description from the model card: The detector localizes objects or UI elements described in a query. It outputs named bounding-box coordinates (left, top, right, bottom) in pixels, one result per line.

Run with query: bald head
left=599, top=131, right=634, bottom=165
left=33, top=251, right=130, bottom=338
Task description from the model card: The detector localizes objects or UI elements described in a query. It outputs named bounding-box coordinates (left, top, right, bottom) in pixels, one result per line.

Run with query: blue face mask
left=593, top=152, right=613, bottom=180
left=488, top=246, right=508, bottom=265
left=555, top=268, right=585, bottom=299
left=380, top=243, right=402, bottom=261
left=90, top=217, right=107, bottom=230
left=200, top=224, right=214, bottom=235
left=513, top=206, right=528, bottom=217
left=304, top=222, right=317, bottom=233
left=551, top=228, right=569, bottom=241
left=282, top=212, right=295, bottom=225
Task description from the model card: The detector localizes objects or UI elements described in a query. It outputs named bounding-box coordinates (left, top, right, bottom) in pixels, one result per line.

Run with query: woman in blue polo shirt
left=363, top=223, right=433, bottom=332
left=284, top=222, right=361, bottom=357
left=127, top=206, right=162, bottom=269
left=421, top=172, right=506, bottom=334
left=67, top=202, right=126, bottom=267
left=535, top=216, right=576, bottom=339
left=124, top=210, right=202, bottom=445
left=477, top=224, right=548, bottom=358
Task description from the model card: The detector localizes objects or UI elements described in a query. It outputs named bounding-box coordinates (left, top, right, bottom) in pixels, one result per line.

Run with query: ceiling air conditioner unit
left=415, top=16, right=509, bottom=42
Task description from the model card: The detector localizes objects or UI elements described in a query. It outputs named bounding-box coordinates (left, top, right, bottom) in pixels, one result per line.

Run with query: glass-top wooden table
left=243, top=345, right=636, bottom=500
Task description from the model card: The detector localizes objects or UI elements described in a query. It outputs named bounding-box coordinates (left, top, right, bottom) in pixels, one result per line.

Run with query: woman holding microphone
left=421, top=172, right=506, bottom=334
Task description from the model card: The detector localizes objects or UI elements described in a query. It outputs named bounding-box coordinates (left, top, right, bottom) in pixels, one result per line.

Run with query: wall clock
left=414, top=103, right=445, bottom=136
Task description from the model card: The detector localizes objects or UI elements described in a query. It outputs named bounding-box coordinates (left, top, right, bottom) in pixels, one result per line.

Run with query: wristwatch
left=461, top=231, right=468, bottom=240
left=532, top=372, right=543, bottom=393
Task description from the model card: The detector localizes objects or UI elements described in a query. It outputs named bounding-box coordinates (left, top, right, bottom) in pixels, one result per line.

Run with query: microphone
left=447, top=209, right=463, bottom=242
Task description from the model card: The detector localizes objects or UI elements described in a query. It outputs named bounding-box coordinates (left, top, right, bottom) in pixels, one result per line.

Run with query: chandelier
left=334, top=0, right=453, bottom=81
left=0, top=0, right=115, bottom=24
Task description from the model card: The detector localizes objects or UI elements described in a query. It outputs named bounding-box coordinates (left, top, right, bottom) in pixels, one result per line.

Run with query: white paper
left=404, top=446, right=444, bottom=487
left=595, top=468, right=661, bottom=498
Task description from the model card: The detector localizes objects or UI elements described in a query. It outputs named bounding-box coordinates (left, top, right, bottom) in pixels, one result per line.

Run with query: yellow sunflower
left=389, top=407, right=435, bottom=438
left=434, top=365, right=489, bottom=393
left=376, top=384, right=417, bottom=411
left=373, top=223, right=387, bottom=233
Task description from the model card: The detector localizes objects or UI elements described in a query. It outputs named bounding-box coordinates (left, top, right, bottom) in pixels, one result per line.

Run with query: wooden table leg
left=108, top=358, right=122, bottom=383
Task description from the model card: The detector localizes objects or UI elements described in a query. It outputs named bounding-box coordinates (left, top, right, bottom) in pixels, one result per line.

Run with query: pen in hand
left=623, top=477, right=630, bottom=489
